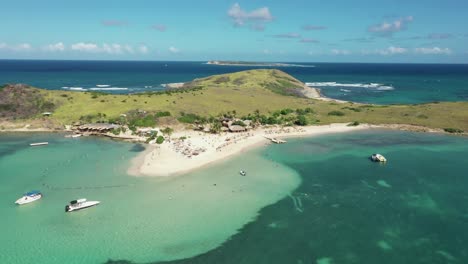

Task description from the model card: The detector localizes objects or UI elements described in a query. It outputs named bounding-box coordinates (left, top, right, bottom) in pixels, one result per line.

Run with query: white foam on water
left=96, top=84, right=111, bottom=88
left=89, top=87, right=128, bottom=91
left=306, top=82, right=394, bottom=90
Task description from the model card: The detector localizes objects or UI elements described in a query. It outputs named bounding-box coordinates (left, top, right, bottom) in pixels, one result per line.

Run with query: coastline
left=128, top=123, right=372, bottom=177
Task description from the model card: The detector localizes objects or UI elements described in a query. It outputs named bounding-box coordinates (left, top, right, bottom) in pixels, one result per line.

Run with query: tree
left=294, top=115, right=308, bottom=126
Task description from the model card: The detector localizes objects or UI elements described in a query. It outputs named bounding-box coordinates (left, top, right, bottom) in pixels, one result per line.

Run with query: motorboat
left=65, top=198, right=100, bottom=212
left=15, top=191, right=42, bottom=205
left=29, top=142, right=48, bottom=146
left=371, top=153, right=387, bottom=162
left=239, top=170, right=247, bottom=176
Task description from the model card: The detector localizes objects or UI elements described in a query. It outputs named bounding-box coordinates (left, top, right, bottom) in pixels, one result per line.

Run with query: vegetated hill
left=1, top=69, right=467, bottom=133
left=183, top=69, right=308, bottom=97
left=0, top=84, right=56, bottom=119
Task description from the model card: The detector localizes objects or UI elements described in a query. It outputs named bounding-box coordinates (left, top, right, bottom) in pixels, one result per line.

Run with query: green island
left=1, top=69, right=466, bottom=134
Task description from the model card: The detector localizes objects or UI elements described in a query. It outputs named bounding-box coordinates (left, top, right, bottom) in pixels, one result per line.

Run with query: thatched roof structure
left=78, top=123, right=120, bottom=131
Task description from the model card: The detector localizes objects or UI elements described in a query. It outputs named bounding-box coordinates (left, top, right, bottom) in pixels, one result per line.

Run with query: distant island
left=206, top=61, right=313, bottom=67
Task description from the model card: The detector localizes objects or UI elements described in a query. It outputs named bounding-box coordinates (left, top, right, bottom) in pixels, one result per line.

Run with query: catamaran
left=65, top=198, right=100, bottom=212
left=15, top=191, right=42, bottom=205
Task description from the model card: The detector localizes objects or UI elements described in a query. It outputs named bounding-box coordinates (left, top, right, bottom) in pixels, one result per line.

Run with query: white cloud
left=43, top=42, right=65, bottom=52
left=169, top=46, right=180, bottom=54
left=228, top=3, right=273, bottom=29
left=368, top=16, right=413, bottom=37
left=70, top=42, right=150, bottom=55
left=363, top=46, right=408, bottom=55
left=0, top=43, right=33, bottom=51
left=124, top=45, right=134, bottom=54
left=71, top=42, right=100, bottom=52
left=139, top=45, right=148, bottom=54
left=414, top=47, right=452, bottom=55
left=331, top=49, right=351, bottom=55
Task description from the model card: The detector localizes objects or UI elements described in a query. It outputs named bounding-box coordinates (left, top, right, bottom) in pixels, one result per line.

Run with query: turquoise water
left=1, top=131, right=468, bottom=263
left=154, top=130, right=468, bottom=264
left=0, top=133, right=300, bottom=263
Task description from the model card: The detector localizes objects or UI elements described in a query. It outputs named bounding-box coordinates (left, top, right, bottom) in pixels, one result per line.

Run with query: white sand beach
left=129, top=123, right=371, bottom=177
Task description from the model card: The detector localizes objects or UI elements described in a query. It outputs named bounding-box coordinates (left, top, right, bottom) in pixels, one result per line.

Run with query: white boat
left=240, top=170, right=247, bottom=176
left=29, top=142, right=48, bottom=146
left=71, top=134, right=82, bottom=138
left=371, top=153, right=387, bottom=162
left=15, top=191, right=42, bottom=205
left=65, top=198, right=100, bottom=212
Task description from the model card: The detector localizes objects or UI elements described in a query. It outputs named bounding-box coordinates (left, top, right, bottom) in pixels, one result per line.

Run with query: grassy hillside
left=1, top=69, right=467, bottom=132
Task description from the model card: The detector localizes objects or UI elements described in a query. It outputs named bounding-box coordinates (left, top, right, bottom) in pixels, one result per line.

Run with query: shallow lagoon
left=1, top=130, right=468, bottom=264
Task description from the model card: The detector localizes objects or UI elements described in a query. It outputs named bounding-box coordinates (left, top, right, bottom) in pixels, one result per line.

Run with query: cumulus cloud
left=362, top=46, right=408, bottom=55
left=272, top=33, right=301, bottom=39
left=414, top=47, right=452, bottom=55
left=368, top=16, right=413, bottom=37
left=43, top=42, right=65, bottom=52
left=151, top=24, right=166, bottom=32
left=0, top=43, right=33, bottom=51
left=169, top=46, right=180, bottom=54
left=71, top=42, right=100, bottom=53
left=300, top=38, right=319, bottom=43
left=102, top=20, right=127, bottom=27
left=228, top=3, right=273, bottom=30
left=331, top=49, right=351, bottom=55
left=302, top=25, right=327, bottom=31
left=70, top=42, right=149, bottom=55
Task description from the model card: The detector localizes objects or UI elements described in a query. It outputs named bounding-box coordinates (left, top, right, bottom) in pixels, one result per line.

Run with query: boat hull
left=65, top=201, right=100, bottom=212
left=15, top=194, right=42, bottom=205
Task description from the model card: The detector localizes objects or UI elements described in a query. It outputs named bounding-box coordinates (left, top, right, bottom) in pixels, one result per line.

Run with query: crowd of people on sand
left=171, top=139, right=207, bottom=158
left=264, top=127, right=307, bottom=135
left=160, top=126, right=308, bottom=159
left=215, top=132, right=254, bottom=152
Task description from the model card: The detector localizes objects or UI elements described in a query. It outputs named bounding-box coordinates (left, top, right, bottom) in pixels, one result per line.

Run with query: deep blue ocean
left=1, top=60, right=467, bottom=104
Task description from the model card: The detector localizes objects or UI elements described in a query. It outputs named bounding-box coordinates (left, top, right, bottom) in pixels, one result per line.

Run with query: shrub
left=178, top=113, right=206, bottom=124
left=444, top=128, right=463, bottom=133
left=348, top=121, right=360, bottom=126
left=294, top=115, right=308, bottom=126
left=280, top=108, right=294, bottom=115
left=328, top=111, right=345, bottom=116
left=162, top=127, right=173, bottom=136
left=129, top=114, right=157, bottom=127
left=155, top=111, right=171, bottom=117
left=156, top=136, right=165, bottom=144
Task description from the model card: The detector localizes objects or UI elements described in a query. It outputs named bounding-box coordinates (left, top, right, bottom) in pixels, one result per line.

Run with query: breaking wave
left=306, top=82, right=395, bottom=91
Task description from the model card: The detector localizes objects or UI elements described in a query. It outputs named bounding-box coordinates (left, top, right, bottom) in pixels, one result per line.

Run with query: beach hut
left=78, top=123, right=120, bottom=133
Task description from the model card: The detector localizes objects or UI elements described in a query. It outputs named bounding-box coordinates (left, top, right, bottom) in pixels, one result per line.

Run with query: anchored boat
left=29, top=142, right=48, bottom=146
left=65, top=198, right=100, bottom=212
left=15, top=191, right=42, bottom=205
left=371, top=153, right=387, bottom=162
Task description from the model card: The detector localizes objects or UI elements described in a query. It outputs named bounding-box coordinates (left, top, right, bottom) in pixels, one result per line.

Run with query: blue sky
left=1, top=0, right=467, bottom=63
